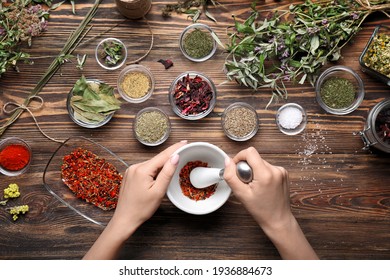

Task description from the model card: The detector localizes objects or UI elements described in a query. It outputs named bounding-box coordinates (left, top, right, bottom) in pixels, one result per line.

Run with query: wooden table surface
left=0, top=0, right=389, bottom=260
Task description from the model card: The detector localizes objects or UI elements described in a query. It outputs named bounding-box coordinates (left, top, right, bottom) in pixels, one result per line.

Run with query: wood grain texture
left=0, top=0, right=389, bottom=260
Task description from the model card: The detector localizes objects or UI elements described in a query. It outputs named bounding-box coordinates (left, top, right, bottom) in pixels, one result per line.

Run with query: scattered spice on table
left=375, top=106, right=390, bottom=144
left=320, top=77, right=356, bottom=109
left=363, top=32, right=390, bottom=78
left=0, top=144, right=30, bottom=171
left=3, top=183, right=21, bottom=199
left=183, top=28, right=214, bottom=59
left=8, top=205, right=29, bottom=221
left=135, top=110, right=169, bottom=144
left=179, top=160, right=217, bottom=201
left=223, top=106, right=257, bottom=138
left=173, top=74, right=214, bottom=116
left=120, top=71, right=151, bottom=99
left=157, top=59, right=174, bottom=69
left=1, top=183, right=29, bottom=221
left=100, top=40, right=124, bottom=66
left=278, top=106, right=303, bottom=130
left=61, top=148, right=123, bottom=210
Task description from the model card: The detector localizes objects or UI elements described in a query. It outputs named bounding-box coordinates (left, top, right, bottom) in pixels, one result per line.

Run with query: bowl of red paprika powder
left=0, top=137, right=32, bottom=176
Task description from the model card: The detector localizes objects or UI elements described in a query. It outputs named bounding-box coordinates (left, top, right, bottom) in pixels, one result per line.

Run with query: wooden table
left=0, top=0, right=389, bottom=260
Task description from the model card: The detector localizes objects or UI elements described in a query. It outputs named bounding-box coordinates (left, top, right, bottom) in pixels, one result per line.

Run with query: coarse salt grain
left=278, top=106, right=303, bottom=129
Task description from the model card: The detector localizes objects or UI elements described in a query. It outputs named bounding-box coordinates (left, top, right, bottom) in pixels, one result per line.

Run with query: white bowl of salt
left=276, top=103, right=307, bottom=135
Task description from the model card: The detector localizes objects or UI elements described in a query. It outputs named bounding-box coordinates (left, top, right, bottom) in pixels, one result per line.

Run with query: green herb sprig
left=223, top=0, right=390, bottom=106
left=162, top=0, right=222, bottom=22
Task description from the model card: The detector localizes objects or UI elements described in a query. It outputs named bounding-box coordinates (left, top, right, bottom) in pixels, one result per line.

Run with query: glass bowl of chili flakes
left=167, top=142, right=231, bottom=215
left=169, top=71, right=217, bottom=120
left=43, top=136, right=129, bottom=226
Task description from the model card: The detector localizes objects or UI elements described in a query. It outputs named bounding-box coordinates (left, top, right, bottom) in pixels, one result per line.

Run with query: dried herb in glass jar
left=223, top=106, right=257, bottom=139
left=375, top=106, right=390, bottom=144
left=183, top=28, right=214, bottom=59
left=135, top=110, right=169, bottom=144
left=320, top=77, right=355, bottom=109
left=120, top=71, right=150, bottom=99
left=363, top=33, right=390, bottom=78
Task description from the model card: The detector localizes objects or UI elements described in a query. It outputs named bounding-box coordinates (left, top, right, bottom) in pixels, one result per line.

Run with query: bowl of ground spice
left=179, top=23, right=217, bottom=62
left=221, top=102, right=259, bottom=141
left=95, top=38, right=127, bottom=70
left=169, top=71, right=217, bottom=120
left=0, top=137, right=32, bottom=176
left=167, top=142, right=231, bottom=215
left=133, top=107, right=171, bottom=146
left=117, top=64, right=154, bottom=103
left=315, top=66, right=364, bottom=115
left=359, top=25, right=390, bottom=86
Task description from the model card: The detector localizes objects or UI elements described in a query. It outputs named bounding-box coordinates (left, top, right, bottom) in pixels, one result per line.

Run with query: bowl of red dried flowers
left=167, top=142, right=231, bottom=215
left=43, top=137, right=129, bottom=226
left=0, top=137, right=32, bottom=176
left=169, top=72, right=217, bottom=120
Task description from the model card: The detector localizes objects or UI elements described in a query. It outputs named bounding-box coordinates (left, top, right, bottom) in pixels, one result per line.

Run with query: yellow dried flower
left=3, top=183, right=20, bottom=199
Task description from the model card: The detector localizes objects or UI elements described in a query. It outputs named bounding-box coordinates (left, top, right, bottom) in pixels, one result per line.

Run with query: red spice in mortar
left=61, top=148, right=123, bottom=210
left=179, top=160, right=217, bottom=201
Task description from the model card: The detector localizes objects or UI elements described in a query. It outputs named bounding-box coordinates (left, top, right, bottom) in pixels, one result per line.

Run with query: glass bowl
left=117, top=64, right=154, bottom=103
left=276, top=103, right=307, bottom=135
left=67, top=79, right=115, bottom=128
left=133, top=107, right=171, bottom=146
left=169, top=71, right=217, bottom=120
left=95, top=37, right=127, bottom=70
left=0, top=137, right=32, bottom=176
left=359, top=25, right=390, bottom=86
left=315, top=65, right=364, bottom=115
left=179, top=23, right=217, bottom=62
left=43, top=137, right=129, bottom=226
left=221, top=102, right=259, bottom=141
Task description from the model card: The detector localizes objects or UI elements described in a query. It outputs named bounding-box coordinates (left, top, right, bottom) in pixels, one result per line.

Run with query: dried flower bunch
left=224, top=0, right=390, bottom=106
left=0, top=0, right=57, bottom=76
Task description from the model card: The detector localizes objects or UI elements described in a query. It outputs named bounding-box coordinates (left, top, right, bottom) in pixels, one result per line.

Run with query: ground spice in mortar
left=179, top=160, right=217, bottom=201
left=320, top=77, right=355, bottom=109
left=135, top=110, right=169, bottom=144
left=120, top=71, right=150, bottom=99
left=223, top=106, right=257, bottom=138
left=183, top=28, right=214, bottom=59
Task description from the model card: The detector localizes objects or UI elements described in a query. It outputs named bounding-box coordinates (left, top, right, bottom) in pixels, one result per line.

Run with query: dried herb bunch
left=0, top=0, right=55, bottom=76
left=224, top=0, right=390, bottom=105
left=162, top=0, right=221, bottom=22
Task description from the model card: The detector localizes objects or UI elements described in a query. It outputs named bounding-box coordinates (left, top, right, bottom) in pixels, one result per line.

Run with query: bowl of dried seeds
left=221, top=102, right=259, bottom=141
left=117, top=64, right=155, bottom=103
left=133, top=107, right=171, bottom=146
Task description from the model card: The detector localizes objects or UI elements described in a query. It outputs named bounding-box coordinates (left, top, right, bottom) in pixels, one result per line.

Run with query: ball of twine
left=115, top=0, right=152, bottom=19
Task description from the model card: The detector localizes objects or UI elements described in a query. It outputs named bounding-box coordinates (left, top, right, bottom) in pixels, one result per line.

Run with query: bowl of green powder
left=133, top=107, right=171, bottom=146
left=315, top=66, right=364, bottom=115
left=179, top=23, right=217, bottom=62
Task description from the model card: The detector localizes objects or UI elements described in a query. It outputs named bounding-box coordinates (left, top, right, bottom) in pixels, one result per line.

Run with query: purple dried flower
left=281, top=49, right=289, bottom=58
left=322, top=19, right=328, bottom=25
left=351, top=12, right=359, bottom=20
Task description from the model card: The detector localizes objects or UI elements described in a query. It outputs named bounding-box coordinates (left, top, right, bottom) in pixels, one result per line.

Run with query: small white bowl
left=167, top=142, right=231, bottom=215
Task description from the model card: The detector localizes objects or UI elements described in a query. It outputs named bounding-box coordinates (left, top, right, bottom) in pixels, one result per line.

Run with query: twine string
left=1, top=96, right=64, bottom=143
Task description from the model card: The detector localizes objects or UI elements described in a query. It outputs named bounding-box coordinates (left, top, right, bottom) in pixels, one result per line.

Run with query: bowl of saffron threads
left=0, top=137, right=32, bottom=176
left=179, top=23, right=217, bottom=62
left=95, top=38, right=128, bottom=70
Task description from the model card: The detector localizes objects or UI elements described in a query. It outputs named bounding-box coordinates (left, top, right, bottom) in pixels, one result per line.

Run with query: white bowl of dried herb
left=315, top=66, right=364, bottom=115
left=221, top=102, right=259, bottom=141
left=95, top=37, right=127, bottom=70
left=179, top=23, right=217, bottom=62
left=117, top=64, right=155, bottom=103
left=133, top=107, right=171, bottom=146
left=67, top=76, right=121, bottom=128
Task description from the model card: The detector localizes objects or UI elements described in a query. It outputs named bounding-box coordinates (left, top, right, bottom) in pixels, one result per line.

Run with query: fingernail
left=170, top=153, right=179, bottom=165
left=224, top=156, right=230, bottom=166
left=180, top=140, right=188, bottom=143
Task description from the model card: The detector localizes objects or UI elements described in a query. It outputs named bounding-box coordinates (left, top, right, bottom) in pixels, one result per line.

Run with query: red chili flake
left=173, top=74, right=214, bottom=116
left=179, top=160, right=217, bottom=201
left=61, top=148, right=123, bottom=211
